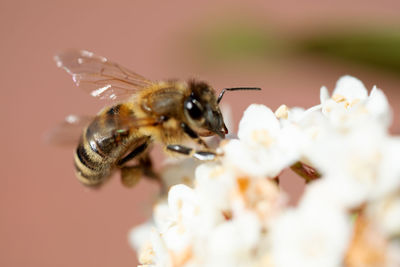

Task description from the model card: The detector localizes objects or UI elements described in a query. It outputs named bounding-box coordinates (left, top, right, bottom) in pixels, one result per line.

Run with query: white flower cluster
left=130, top=76, right=400, bottom=267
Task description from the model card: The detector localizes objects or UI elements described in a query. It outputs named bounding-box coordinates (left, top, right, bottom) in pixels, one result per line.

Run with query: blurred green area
left=300, top=29, right=400, bottom=73
left=192, top=24, right=282, bottom=62
left=192, top=23, right=400, bottom=74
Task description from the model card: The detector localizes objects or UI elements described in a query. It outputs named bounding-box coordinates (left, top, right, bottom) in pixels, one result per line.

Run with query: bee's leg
left=167, top=144, right=217, bottom=161
left=120, top=165, right=143, bottom=187
left=117, top=142, right=149, bottom=166
left=119, top=157, right=160, bottom=187
left=180, top=122, right=209, bottom=148
left=138, top=153, right=160, bottom=180
left=118, top=145, right=161, bottom=187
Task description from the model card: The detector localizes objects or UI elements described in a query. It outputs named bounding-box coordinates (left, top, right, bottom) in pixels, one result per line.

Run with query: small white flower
left=372, top=137, right=400, bottom=199
left=331, top=75, right=368, bottom=102
left=278, top=105, right=326, bottom=165
left=366, top=86, right=392, bottom=127
left=129, top=222, right=154, bottom=252
left=231, top=176, right=286, bottom=225
left=223, top=104, right=300, bottom=178
left=153, top=201, right=172, bottom=232
left=205, top=212, right=261, bottom=267
left=306, top=124, right=400, bottom=207
left=367, top=193, right=400, bottom=238
left=270, top=201, right=351, bottom=267
left=193, top=163, right=235, bottom=224
left=160, top=158, right=199, bottom=190
left=168, top=184, right=198, bottom=225
left=238, top=104, right=280, bottom=147
left=320, top=75, right=391, bottom=130
left=299, top=178, right=351, bottom=211
left=149, top=229, right=172, bottom=267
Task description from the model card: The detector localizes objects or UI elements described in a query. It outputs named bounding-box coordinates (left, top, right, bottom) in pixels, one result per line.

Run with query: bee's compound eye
left=185, top=98, right=203, bottom=120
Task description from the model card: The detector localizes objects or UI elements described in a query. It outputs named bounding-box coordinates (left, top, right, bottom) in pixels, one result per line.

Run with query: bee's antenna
left=217, top=87, right=261, bottom=104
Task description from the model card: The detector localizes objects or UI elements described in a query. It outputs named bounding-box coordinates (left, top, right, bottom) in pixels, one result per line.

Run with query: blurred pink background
left=2, top=1, right=400, bottom=266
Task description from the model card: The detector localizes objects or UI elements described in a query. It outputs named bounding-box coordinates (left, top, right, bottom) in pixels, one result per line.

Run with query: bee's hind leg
left=117, top=142, right=148, bottom=166
left=119, top=151, right=161, bottom=187
left=120, top=165, right=143, bottom=187
left=138, top=153, right=160, bottom=180
left=166, top=144, right=217, bottom=161
left=117, top=139, right=160, bottom=187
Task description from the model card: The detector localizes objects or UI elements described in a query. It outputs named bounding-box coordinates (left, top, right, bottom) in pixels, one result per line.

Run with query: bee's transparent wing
left=45, top=115, right=93, bottom=146
left=54, top=49, right=154, bottom=100
left=46, top=114, right=160, bottom=147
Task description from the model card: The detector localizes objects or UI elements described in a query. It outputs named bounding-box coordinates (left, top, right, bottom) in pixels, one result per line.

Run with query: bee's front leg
left=180, top=122, right=209, bottom=149
left=166, top=144, right=217, bottom=161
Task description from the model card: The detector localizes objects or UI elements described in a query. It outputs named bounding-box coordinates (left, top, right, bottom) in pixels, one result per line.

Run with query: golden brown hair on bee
left=73, top=104, right=150, bottom=186
left=54, top=49, right=261, bottom=188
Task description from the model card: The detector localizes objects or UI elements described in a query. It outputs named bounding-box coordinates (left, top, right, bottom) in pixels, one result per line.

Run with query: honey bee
left=53, top=49, right=260, bottom=187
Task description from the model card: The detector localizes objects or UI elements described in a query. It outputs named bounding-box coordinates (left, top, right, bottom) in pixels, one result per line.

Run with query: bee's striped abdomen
left=73, top=103, right=143, bottom=186
left=74, top=136, right=111, bottom=186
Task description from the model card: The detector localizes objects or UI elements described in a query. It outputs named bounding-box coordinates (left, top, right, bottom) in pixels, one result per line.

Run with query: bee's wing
left=46, top=114, right=160, bottom=147
left=54, top=49, right=154, bottom=101
left=45, top=115, right=93, bottom=146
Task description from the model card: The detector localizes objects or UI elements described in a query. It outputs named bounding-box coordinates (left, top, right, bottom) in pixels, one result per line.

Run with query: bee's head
left=184, top=81, right=227, bottom=138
